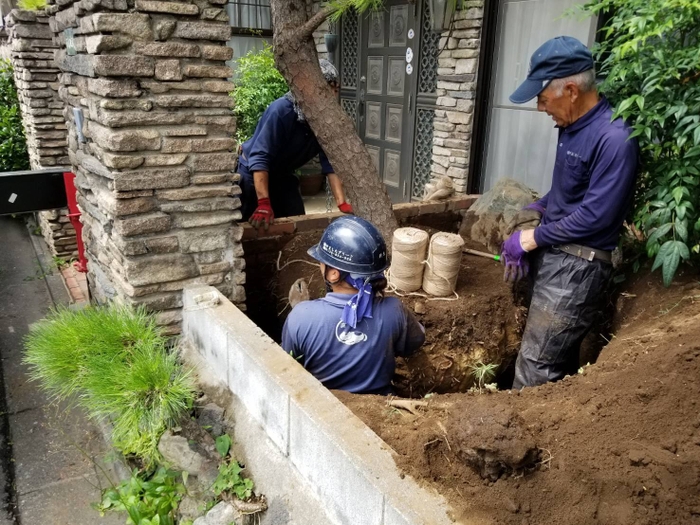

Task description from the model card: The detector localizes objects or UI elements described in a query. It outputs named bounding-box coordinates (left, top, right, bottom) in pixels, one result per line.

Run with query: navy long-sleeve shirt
left=239, top=96, right=333, bottom=179
left=533, top=97, right=639, bottom=251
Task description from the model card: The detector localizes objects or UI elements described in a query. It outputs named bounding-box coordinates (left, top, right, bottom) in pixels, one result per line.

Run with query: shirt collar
left=321, top=292, right=356, bottom=307
left=562, top=96, right=610, bottom=134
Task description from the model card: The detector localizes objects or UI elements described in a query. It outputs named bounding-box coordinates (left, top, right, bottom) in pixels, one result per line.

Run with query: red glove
left=338, top=202, right=354, bottom=214
left=249, top=198, right=274, bottom=230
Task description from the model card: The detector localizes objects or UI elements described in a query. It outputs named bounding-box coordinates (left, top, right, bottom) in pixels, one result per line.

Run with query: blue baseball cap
left=509, top=36, right=594, bottom=104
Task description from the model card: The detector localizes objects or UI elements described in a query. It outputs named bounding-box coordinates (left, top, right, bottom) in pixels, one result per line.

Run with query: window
left=226, top=0, right=273, bottom=78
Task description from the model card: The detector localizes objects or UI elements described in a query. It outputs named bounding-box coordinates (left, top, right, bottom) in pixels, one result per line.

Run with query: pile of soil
left=337, top=268, right=700, bottom=525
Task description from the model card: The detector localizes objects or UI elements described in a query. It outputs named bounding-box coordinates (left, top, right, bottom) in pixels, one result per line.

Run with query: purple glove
left=501, top=231, right=529, bottom=283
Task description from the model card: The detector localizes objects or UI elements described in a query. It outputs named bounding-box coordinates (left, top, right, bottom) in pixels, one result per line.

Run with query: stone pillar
left=431, top=1, right=483, bottom=195
left=48, top=0, right=245, bottom=334
left=5, top=9, right=76, bottom=258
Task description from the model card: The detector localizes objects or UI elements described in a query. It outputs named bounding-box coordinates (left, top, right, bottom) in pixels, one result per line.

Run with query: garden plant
left=0, top=59, right=29, bottom=172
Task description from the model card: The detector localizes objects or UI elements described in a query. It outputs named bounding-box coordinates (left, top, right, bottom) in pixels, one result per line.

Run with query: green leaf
left=646, top=222, right=672, bottom=246
left=215, top=434, right=232, bottom=458
left=661, top=243, right=681, bottom=287
left=675, top=219, right=688, bottom=242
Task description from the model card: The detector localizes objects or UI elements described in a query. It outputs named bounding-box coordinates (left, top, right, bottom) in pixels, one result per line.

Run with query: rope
left=422, top=232, right=464, bottom=297
left=387, top=227, right=429, bottom=292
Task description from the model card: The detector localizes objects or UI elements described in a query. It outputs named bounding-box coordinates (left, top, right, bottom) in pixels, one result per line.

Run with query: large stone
left=143, top=154, right=188, bottom=167
left=200, top=45, right=233, bottom=61
left=153, top=19, right=176, bottom=41
left=55, top=51, right=95, bottom=77
left=191, top=153, right=236, bottom=171
left=115, top=212, right=171, bottom=237
left=93, top=109, right=190, bottom=128
left=193, top=502, right=239, bottom=525
left=197, top=403, right=225, bottom=437
left=156, top=184, right=231, bottom=200
left=93, top=55, right=155, bottom=77
left=87, top=78, right=142, bottom=98
left=154, top=94, right=233, bottom=108
left=155, top=60, right=182, bottom=81
left=177, top=229, right=228, bottom=253
left=85, top=34, right=132, bottom=54
left=124, top=254, right=198, bottom=286
left=159, top=197, right=236, bottom=213
left=99, top=99, right=153, bottom=111
left=92, top=13, right=153, bottom=40
left=88, top=122, right=161, bottom=152
left=172, top=21, right=231, bottom=41
left=132, top=42, right=201, bottom=57
left=161, top=137, right=234, bottom=153
left=113, top=167, right=189, bottom=191
left=13, top=23, right=52, bottom=39
left=172, top=211, right=238, bottom=228
left=102, top=152, right=145, bottom=169
left=182, top=64, right=232, bottom=78
left=201, top=80, right=234, bottom=93
left=135, top=0, right=199, bottom=14
left=455, top=58, right=477, bottom=75
left=200, top=8, right=228, bottom=21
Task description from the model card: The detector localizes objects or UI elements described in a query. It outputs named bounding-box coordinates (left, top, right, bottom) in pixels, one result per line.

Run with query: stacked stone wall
left=6, top=9, right=76, bottom=257
left=431, top=1, right=484, bottom=195
left=47, top=0, right=245, bottom=333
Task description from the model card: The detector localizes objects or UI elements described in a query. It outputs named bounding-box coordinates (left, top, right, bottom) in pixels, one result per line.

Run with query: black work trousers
left=239, top=167, right=305, bottom=222
left=512, top=247, right=612, bottom=389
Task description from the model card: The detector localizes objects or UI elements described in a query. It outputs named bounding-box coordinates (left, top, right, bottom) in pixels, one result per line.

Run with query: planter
left=299, top=173, right=325, bottom=196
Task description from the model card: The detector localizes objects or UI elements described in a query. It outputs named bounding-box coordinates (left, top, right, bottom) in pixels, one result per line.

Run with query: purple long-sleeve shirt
left=533, top=97, right=639, bottom=251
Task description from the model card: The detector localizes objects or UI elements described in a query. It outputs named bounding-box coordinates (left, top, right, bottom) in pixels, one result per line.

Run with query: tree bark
left=269, top=0, right=399, bottom=245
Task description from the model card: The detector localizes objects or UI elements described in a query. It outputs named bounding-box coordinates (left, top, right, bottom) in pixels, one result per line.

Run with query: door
left=340, top=0, right=420, bottom=203
left=481, top=0, right=597, bottom=194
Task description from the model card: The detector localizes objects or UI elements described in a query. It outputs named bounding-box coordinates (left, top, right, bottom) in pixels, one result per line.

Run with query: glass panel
left=367, top=57, right=384, bottom=94
left=384, top=149, right=401, bottom=187
left=385, top=104, right=402, bottom=143
left=389, top=5, right=408, bottom=46
left=227, top=0, right=271, bottom=31
left=387, top=57, right=405, bottom=96
left=365, top=102, right=382, bottom=139
left=368, top=11, right=385, bottom=47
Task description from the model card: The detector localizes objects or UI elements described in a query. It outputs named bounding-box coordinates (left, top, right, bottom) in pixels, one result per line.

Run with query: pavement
left=0, top=215, right=123, bottom=525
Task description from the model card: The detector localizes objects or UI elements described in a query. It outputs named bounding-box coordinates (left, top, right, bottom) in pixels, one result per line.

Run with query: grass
left=23, top=304, right=195, bottom=465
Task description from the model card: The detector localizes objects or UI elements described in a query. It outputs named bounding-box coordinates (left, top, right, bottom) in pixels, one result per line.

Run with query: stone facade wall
left=5, top=9, right=76, bottom=258
left=47, top=0, right=245, bottom=334
left=431, top=1, right=484, bottom=195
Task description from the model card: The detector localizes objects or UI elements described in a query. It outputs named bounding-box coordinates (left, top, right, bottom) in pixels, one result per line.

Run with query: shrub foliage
left=581, top=0, right=700, bottom=285
left=0, top=59, right=29, bottom=172
left=23, top=305, right=195, bottom=465
left=231, top=44, right=288, bottom=143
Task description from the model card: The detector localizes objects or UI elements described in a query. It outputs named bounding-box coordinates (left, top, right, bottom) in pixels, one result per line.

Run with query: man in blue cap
left=238, top=59, right=353, bottom=230
left=501, top=36, right=639, bottom=388
left=281, top=216, right=425, bottom=394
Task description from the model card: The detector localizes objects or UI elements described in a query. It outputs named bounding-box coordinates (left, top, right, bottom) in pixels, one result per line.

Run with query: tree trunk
left=269, top=0, right=399, bottom=245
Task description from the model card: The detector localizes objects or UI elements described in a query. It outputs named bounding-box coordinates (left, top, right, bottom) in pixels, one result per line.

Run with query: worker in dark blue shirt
left=502, top=36, right=639, bottom=388
left=281, top=216, right=425, bottom=394
left=238, top=59, right=353, bottom=230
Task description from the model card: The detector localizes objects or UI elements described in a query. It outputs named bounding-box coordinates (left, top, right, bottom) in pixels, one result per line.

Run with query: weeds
left=469, top=361, right=499, bottom=391
left=211, top=433, right=254, bottom=500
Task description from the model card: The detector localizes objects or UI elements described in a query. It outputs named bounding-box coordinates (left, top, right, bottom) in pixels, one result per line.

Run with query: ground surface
left=0, top=216, right=122, bottom=525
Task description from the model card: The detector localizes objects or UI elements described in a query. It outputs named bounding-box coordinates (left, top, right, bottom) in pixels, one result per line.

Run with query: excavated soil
left=336, top=268, right=700, bottom=525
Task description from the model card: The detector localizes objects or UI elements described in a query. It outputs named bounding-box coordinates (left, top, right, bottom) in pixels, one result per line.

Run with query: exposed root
left=232, top=495, right=268, bottom=515
left=388, top=399, right=429, bottom=415
left=276, top=251, right=318, bottom=272
left=537, top=447, right=553, bottom=470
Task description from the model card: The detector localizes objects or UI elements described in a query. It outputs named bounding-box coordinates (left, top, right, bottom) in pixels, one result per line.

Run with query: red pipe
left=62, top=172, right=88, bottom=273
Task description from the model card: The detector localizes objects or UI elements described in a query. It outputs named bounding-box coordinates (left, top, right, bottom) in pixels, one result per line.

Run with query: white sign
left=8, top=193, right=17, bottom=204
left=406, top=47, right=413, bottom=63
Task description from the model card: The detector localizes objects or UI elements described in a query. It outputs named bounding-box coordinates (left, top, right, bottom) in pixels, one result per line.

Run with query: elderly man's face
left=537, top=82, right=578, bottom=127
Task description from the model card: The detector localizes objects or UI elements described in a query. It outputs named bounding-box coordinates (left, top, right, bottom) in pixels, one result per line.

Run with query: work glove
left=501, top=231, right=529, bottom=283
left=506, top=202, right=546, bottom=236
left=338, top=202, right=354, bottom=214
left=249, top=198, right=274, bottom=230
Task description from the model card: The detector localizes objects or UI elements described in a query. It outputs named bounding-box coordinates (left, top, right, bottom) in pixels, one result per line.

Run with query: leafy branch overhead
left=580, top=0, right=700, bottom=285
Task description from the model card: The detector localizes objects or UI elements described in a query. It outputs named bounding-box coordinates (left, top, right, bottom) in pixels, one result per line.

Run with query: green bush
left=0, top=59, right=29, bottom=171
left=580, top=0, right=700, bottom=285
left=231, top=44, right=288, bottom=144
left=23, top=304, right=195, bottom=465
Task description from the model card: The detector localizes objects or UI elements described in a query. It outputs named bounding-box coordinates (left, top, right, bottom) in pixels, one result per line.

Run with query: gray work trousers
left=512, top=247, right=612, bottom=389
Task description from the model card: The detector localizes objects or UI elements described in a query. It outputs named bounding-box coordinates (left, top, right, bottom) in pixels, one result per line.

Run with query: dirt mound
left=337, top=268, right=700, bottom=525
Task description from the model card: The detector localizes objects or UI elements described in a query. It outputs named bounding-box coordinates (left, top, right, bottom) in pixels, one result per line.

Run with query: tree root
left=388, top=399, right=429, bottom=415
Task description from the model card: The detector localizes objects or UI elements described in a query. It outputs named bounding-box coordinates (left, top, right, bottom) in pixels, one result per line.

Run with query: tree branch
left=299, top=6, right=333, bottom=40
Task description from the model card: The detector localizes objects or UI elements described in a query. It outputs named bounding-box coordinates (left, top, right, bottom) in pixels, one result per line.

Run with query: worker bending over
left=282, top=217, right=425, bottom=394
left=502, top=36, right=639, bottom=388
left=237, top=59, right=352, bottom=230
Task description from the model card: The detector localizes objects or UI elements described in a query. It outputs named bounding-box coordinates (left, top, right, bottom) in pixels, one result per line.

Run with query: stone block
left=156, top=184, right=232, bottom=200
left=455, top=58, right=477, bottom=75
left=113, top=197, right=156, bottom=216
left=101, top=152, right=145, bottom=169
left=445, top=111, right=471, bottom=124
left=115, top=212, right=171, bottom=237
left=55, top=51, right=95, bottom=77
left=93, top=55, right=155, bottom=77
left=172, top=21, right=230, bottom=41
left=135, top=0, right=199, bottom=14
left=93, top=109, right=189, bottom=127
left=201, top=80, right=234, bottom=93
left=453, top=29, right=480, bottom=39
left=92, top=13, right=153, bottom=40
left=161, top=126, right=207, bottom=136
left=172, top=211, right=238, bottom=228
left=456, top=99, right=474, bottom=113
left=159, top=197, right=236, bottom=213
left=99, top=99, right=153, bottom=111
left=85, top=34, right=132, bottom=54
left=146, top=236, right=180, bottom=253
left=161, top=137, right=234, bottom=153
left=200, top=45, right=233, bottom=61
left=450, top=49, right=479, bottom=59
left=182, top=64, right=232, bottom=78
left=191, top=153, right=236, bottom=171
left=154, top=94, right=233, bottom=108
left=458, top=38, right=480, bottom=49
left=132, top=42, right=201, bottom=57
left=153, top=19, right=176, bottom=41
left=155, top=59, right=182, bottom=81
left=143, top=153, right=188, bottom=167
left=200, top=7, right=228, bottom=21
left=88, top=123, right=161, bottom=152
left=178, top=229, right=228, bottom=253
left=14, top=23, right=52, bottom=39
left=192, top=115, right=236, bottom=131
left=124, top=253, right=198, bottom=286
left=113, top=167, right=189, bottom=191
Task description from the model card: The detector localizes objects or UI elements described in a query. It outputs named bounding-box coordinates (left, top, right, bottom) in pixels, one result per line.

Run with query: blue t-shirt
left=533, top=97, right=639, bottom=251
left=281, top=293, right=425, bottom=394
left=239, top=96, right=333, bottom=180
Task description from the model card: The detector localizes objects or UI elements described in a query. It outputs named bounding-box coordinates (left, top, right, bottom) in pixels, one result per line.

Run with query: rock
left=112, top=167, right=189, bottom=191
left=114, top=212, right=171, bottom=237
left=135, top=0, right=199, bottom=15
left=288, top=278, right=309, bottom=309
left=154, top=94, right=234, bottom=108
left=85, top=35, right=132, bottom=54
left=155, top=60, right=182, bottom=81
left=459, top=178, right=538, bottom=253
left=173, top=21, right=231, bottom=41
left=133, top=41, right=201, bottom=57
left=201, top=45, right=233, bottom=61
left=88, top=123, right=161, bottom=152
left=92, top=13, right=153, bottom=40
left=87, top=78, right=141, bottom=98
left=153, top=19, right=177, bottom=41
left=178, top=229, right=228, bottom=253
left=193, top=502, right=238, bottom=525
left=178, top=494, right=204, bottom=522
left=200, top=8, right=228, bottom=21
left=504, top=497, right=520, bottom=514
left=183, top=64, right=233, bottom=78
left=191, top=153, right=236, bottom=171
left=629, top=449, right=650, bottom=466
left=414, top=301, right=426, bottom=314
left=124, top=254, right=198, bottom=286
left=198, top=403, right=225, bottom=437
left=158, top=430, right=213, bottom=475
left=162, top=137, right=235, bottom=153
left=93, top=55, right=155, bottom=77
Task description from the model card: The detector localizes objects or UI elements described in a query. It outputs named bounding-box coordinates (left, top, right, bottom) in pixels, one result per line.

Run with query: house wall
left=46, top=0, right=245, bottom=333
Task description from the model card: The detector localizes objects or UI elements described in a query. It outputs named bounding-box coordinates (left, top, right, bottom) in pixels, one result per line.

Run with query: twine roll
left=422, top=232, right=464, bottom=297
left=387, top=227, right=429, bottom=292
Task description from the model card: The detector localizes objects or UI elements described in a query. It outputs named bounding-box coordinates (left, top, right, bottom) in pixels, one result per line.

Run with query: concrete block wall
left=182, top=284, right=459, bottom=525
left=5, top=9, right=76, bottom=258
left=46, top=0, right=245, bottom=333
left=431, top=1, right=484, bottom=195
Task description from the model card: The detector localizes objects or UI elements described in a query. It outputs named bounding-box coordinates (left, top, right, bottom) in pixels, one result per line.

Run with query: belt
left=556, top=243, right=612, bottom=263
